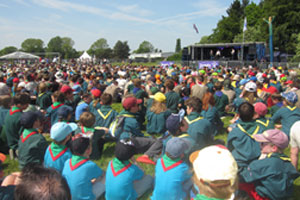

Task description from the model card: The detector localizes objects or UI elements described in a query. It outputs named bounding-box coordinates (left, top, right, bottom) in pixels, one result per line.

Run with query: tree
left=21, top=38, right=44, bottom=53
left=134, top=41, right=154, bottom=53
left=175, top=38, right=181, bottom=53
left=47, top=36, right=63, bottom=58
left=88, top=38, right=111, bottom=59
left=113, top=40, right=130, bottom=60
left=233, top=26, right=265, bottom=43
left=61, top=37, right=77, bottom=59
left=0, top=46, right=18, bottom=56
left=199, top=36, right=211, bottom=44
left=292, top=33, right=300, bottom=61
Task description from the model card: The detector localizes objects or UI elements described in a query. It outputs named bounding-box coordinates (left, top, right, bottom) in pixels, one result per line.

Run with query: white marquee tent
left=0, top=51, right=40, bottom=60
left=79, top=51, right=92, bottom=61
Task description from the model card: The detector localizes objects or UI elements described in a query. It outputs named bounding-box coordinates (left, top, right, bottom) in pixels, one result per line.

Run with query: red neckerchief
left=49, top=145, right=68, bottom=161
left=161, top=158, right=183, bottom=172
left=51, top=103, right=64, bottom=110
left=20, top=131, right=37, bottom=143
left=81, top=125, right=85, bottom=133
left=111, top=161, right=132, bottom=177
left=69, top=158, right=89, bottom=171
left=9, top=108, right=21, bottom=115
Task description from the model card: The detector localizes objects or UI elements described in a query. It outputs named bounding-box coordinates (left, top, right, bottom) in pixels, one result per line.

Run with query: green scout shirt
left=185, top=112, right=213, bottom=149
left=241, top=153, right=300, bottom=200
left=36, top=92, right=52, bottom=110
left=255, top=117, right=274, bottom=133
left=93, top=105, right=118, bottom=128
left=5, top=106, right=23, bottom=150
left=146, top=109, right=171, bottom=135
left=165, top=91, right=181, bottom=113
left=18, top=128, right=48, bottom=168
left=193, top=194, right=224, bottom=200
left=119, top=110, right=143, bottom=139
left=214, top=92, right=229, bottom=116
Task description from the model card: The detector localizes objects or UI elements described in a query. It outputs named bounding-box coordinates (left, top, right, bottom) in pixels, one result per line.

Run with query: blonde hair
left=150, top=100, right=167, bottom=114
left=193, top=175, right=238, bottom=199
left=242, top=91, right=258, bottom=105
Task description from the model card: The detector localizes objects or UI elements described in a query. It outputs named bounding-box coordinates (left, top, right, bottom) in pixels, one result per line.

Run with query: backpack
left=109, top=114, right=134, bottom=138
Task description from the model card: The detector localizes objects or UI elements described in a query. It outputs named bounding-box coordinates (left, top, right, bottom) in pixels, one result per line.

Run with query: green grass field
left=3, top=103, right=300, bottom=200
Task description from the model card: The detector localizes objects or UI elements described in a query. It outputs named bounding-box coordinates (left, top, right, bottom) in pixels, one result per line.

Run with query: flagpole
left=241, top=30, right=245, bottom=67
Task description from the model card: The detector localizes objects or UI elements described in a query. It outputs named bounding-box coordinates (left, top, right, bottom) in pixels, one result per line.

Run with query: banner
left=198, top=61, right=219, bottom=69
left=160, top=61, right=174, bottom=68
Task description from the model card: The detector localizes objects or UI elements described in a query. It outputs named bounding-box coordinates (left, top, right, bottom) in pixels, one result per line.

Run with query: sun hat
left=166, top=137, right=189, bottom=158
left=281, top=91, right=298, bottom=104
left=50, top=122, right=78, bottom=142
left=253, top=129, right=289, bottom=149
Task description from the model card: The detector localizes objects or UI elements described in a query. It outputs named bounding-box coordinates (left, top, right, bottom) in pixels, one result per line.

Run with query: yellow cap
left=153, top=92, right=166, bottom=102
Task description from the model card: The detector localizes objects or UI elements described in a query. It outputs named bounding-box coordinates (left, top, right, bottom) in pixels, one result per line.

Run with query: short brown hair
left=185, top=96, right=202, bottom=113
left=165, top=79, right=175, bottom=90
left=79, top=112, right=95, bottom=128
left=100, top=93, right=113, bottom=105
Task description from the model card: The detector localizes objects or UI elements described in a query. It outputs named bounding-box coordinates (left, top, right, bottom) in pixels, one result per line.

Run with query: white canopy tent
left=79, top=51, right=92, bottom=61
left=0, top=51, right=40, bottom=60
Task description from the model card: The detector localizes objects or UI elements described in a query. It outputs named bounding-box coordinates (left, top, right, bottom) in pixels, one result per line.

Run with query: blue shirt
left=75, top=101, right=89, bottom=121
left=44, top=142, right=72, bottom=173
left=105, top=158, right=144, bottom=200
left=62, top=155, right=103, bottom=200
left=151, top=155, right=191, bottom=200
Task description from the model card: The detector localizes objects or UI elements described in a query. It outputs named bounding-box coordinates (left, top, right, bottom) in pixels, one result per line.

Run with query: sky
left=0, top=0, right=260, bottom=53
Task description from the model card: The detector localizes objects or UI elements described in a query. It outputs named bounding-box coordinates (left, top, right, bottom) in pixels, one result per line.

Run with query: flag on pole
left=243, top=17, right=247, bottom=32
left=193, top=24, right=199, bottom=34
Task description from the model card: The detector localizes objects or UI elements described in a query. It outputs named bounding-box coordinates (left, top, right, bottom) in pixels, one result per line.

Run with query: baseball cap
left=50, top=122, right=78, bottom=142
left=72, top=85, right=82, bottom=94
left=20, top=111, right=44, bottom=129
left=115, top=139, right=136, bottom=161
left=166, top=110, right=185, bottom=135
left=153, top=92, right=166, bottom=102
left=281, top=91, right=298, bottom=104
left=253, top=129, right=289, bottom=149
left=13, top=77, right=19, bottom=83
left=60, top=85, right=74, bottom=93
left=245, top=81, right=257, bottom=92
left=239, top=79, right=249, bottom=86
left=91, top=89, right=101, bottom=98
left=166, top=137, right=189, bottom=158
left=254, top=102, right=268, bottom=116
left=232, top=74, right=240, bottom=81
left=57, top=105, right=73, bottom=119
left=122, top=96, right=142, bottom=110
left=190, top=145, right=238, bottom=186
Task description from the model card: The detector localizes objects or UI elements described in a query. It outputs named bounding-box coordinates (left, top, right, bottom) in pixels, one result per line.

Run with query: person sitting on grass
left=62, top=134, right=106, bottom=200
left=227, top=102, right=261, bottom=174
left=254, top=102, right=274, bottom=133
left=213, top=81, right=229, bottom=117
left=152, top=137, right=192, bottom=200
left=88, top=88, right=102, bottom=112
left=189, top=145, right=239, bottom=200
left=18, top=111, right=48, bottom=169
left=165, top=79, right=181, bottom=113
left=270, top=91, right=300, bottom=137
left=93, top=93, right=118, bottom=128
left=146, top=92, right=171, bottom=136
left=105, top=139, right=153, bottom=200
left=57, top=105, right=73, bottom=123
left=46, top=91, right=65, bottom=125
left=44, top=122, right=77, bottom=173
left=240, top=129, right=300, bottom=200
left=269, top=93, right=283, bottom=116
left=75, top=93, right=92, bottom=122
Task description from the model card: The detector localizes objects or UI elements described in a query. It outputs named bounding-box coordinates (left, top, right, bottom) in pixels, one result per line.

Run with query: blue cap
left=166, top=137, right=189, bottom=158
left=50, top=122, right=78, bottom=142
left=239, top=78, right=249, bottom=85
left=250, top=76, right=257, bottom=82
left=72, top=85, right=81, bottom=94
left=20, top=111, right=44, bottom=129
left=57, top=105, right=73, bottom=119
left=281, top=92, right=298, bottom=104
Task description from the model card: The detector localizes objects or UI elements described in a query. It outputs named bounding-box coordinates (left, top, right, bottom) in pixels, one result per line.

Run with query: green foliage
left=199, top=36, right=211, bottom=44
left=292, top=33, right=300, bottom=62
left=46, top=36, right=78, bottom=59
left=46, top=36, right=63, bottom=58
left=175, top=38, right=181, bottom=53
left=0, top=46, right=18, bottom=56
left=113, top=40, right=130, bottom=60
left=88, top=38, right=112, bottom=59
left=233, top=26, right=265, bottom=43
left=134, top=41, right=154, bottom=53
left=167, top=52, right=182, bottom=61
left=21, top=38, right=44, bottom=53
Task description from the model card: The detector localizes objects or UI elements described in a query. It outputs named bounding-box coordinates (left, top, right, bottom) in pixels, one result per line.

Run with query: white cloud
left=192, top=0, right=227, bottom=17
left=117, top=4, right=153, bottom=17
left=0, top=3, right=9, bottom=8
left=12, top=0, right=31, bottom=7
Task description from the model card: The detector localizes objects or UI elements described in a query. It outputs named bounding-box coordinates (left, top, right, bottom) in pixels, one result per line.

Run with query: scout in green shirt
left=5, top=93, right=31, bottom=158
left=18, top=111, right=48, bottom=169
left=36, top=82, right=52, bottom=112
left=213, top=81, right=229, bottom=117
left=254, top=102, right=274, bottom=133
left=165, top=79, right=181, bottom=113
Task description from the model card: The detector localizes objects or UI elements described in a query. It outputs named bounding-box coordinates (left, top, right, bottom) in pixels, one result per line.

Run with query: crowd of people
left=0, top=60, right=299, bottom=199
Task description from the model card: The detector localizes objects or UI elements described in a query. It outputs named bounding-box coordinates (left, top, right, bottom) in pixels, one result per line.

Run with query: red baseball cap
left=285, top=80, right=293, bottom=85
left=254, top=102, right=268, bottom=117
left=60, top=85, right=74, bottom=93
left=13, top=77, right=19, bottom=83
left=91, top=89, right=101, bottom=98
left=122, top=97, right=142, bottom=110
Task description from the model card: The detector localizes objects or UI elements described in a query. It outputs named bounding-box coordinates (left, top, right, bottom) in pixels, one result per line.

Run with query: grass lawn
left=3, top=103, right=300, bottom=200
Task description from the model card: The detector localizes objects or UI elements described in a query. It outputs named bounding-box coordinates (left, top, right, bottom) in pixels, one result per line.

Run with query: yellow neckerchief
left=97, top=109, right=113, bottom=120
left=237, top=124, right=260, bottom=139
left=184, top=116, right=203, bottom=124
left=267, top=152, right=291, bottom=162
left=78, top=101, right=85, bottom=106
left=287, top=106, right=296, bottom=111
left=38, top=93, right=45, bottom=97
left=245, top=97, right=257, bottom=102
left=256, top=119, right=270, bottom=127
left=178, top=133, right=189, bottom=138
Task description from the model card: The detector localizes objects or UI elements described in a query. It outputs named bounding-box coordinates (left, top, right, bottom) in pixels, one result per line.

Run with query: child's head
left=52, top=91, right=65, bottom=103
left=214, top=81, right=223, bottom=91
left=185, top=96, right=202, bottom=114
left=115, top=139, right=137, bottom=161
left=164, top=79, right=175, bottom=90
left=254, top=129, right=289, bottom=154
left=0, top=95, right=12, bottom=109
left=100, top=93, right=113, bottom=105
left=13, top=93, right=31, bottom=110
left=190, top=145, right=238, bottom=199
left=70, top=134, right=91, bottom=157
left=202, top=92, right=215, bottom=111
left=57, top=106, right=73, bottom=121
left=166, top=111, right=188, bottom=135
left=151, top=92, right=167, bottom=114
left=60, top=85, right=74, bottom=101
left=165, top=137, right=188, bottom=160
left=281, top=91, right=298, bottom=107
left=122, top=96, right=142, bottom=113
left=50, top=122, right=78, bottom=144
left=82, top=93, right=92, bottom=104
left=20, top=111, right=44, bottom=129
left=38, top=82, right=48, bottom=94
left=271, top=93, right=282, bottom=104
left=254, top=102, right=268, bottom=118
left=238, top=102, right=254, bottom=122
left=79, top=112, right=95, bottom=128
left=91, top=89, right=102, bottom=99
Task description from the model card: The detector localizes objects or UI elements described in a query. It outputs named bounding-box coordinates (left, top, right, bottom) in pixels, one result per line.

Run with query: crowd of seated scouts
left=0, top=62, right=299, bottom=200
